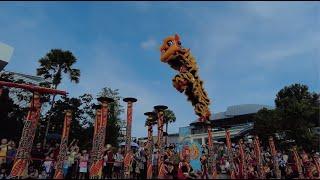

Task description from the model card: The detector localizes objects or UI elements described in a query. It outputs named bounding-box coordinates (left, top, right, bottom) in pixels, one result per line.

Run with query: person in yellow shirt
left=0, top=139, right=8, bottom=165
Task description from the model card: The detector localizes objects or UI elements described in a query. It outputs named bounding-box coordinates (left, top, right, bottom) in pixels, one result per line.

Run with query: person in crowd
left=152, top=149, right=159, bottom=178
left=113, top=148, right=124, bottom=179
left=0, top=139, right=8, bottom=166
left=6, top=140, right=16, bottom=171
left=63, top=154, right=70, bottom=178
left=42, top=155, right=54, bottom=179
left=105, top=144, right=114, bottom=179
left=78, top=150, right=89, bottom=179
left=31, top=143, right=45, bottom=171
left=0, top=163, right=8, bottom=179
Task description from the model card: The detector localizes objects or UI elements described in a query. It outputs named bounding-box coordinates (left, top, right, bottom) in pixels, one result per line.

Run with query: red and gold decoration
left=123, top=97, right=137, bottom=179
left=54, top=110, right=73, bottom=179
left=253, top=136, right=265, bottom=179
left=154, top=105, right=168, bottom=178
left=89, top=97, right=114, bottom=179
left=159, top=34, right=210, bottom=122
left=238, top=139, right=247, bottom=179
left=159, top=34, right=216, bottom=177
left=268, top=136, right=281, bottom=179
left=292, top=146, right=304, bottom=179
left=144, top=111, right=156, bottom=179
left=225, top=127, right=235, bottom=179
left=0, top=81, right=66, bottom=178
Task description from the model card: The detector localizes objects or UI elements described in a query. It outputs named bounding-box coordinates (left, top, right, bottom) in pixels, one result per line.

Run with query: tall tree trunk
left=43, top=83, right=58, bottom=146
left=165, top=122, right=168, bottom=145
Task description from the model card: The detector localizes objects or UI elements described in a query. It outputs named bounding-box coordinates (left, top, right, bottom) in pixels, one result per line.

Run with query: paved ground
left=217, top=173, right=230, bottom=179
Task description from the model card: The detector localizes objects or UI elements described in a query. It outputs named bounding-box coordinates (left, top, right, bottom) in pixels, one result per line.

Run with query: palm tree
left=37, top=49, right=80, bottom=145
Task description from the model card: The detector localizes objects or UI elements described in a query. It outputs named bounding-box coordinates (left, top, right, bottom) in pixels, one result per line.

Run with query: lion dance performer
left=159, top=34, right=216, bottom=178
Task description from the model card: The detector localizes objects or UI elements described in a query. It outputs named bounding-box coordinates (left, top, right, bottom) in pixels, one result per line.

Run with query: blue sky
left=0, top=2, right=319, bottom=138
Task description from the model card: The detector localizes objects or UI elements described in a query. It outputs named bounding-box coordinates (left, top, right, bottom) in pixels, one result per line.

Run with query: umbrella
left=119, top=142, right=139, bottom=148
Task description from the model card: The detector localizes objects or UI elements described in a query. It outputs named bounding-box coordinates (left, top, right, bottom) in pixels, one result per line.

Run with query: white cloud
left=140, top=38, right=157, bottom=50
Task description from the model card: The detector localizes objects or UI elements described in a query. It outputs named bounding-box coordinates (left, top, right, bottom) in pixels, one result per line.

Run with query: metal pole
left=54, top=110, right=72, bottom=179
left=123, top=97, right=137, bottom=179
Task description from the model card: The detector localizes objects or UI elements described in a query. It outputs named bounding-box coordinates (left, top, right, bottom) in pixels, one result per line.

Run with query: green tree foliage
left=254, top=83, right=320, bottom=151
left=36, top=49, right=81, bottom=145
left=45, top=94, right=95, bottom=149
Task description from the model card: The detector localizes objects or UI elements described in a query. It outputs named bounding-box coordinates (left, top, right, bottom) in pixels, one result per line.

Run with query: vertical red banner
left=10, top=93, right=42, bottom=178
left=54, top=110, right=72, bottom=179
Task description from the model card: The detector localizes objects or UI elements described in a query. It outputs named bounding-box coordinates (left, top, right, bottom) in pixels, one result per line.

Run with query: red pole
left=89, top=97, right=113, bottom=179
left=10, top=93, right=42, bottom=178
left=54, top=110, right=72, bottom=179
left=0, top=81, right=67, bottom=95
left=268, top=136, right=281, bottom=179
left=253, top=136, right=265, bottom=179
left=225, top=128, right=235, bottom=179
left=123, top=97, right=137, bottom=179
left=144, top=112, right=155, bottom=179
left=89, top=105, right=101, bottom=178
left=238, top=139, right=247, bottom=179
left=154, top=105, right=168, bottom=179
left=292, top=146, right=304, bottom=179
